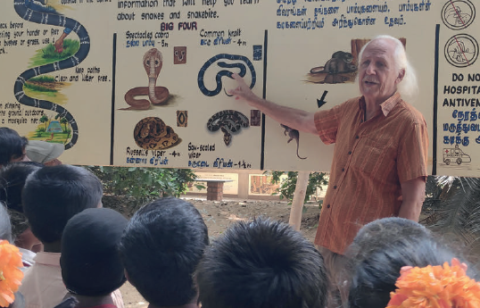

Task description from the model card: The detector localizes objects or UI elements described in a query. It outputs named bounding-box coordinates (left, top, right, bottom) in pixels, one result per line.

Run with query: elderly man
left=229, top=35, right=428, bottom=259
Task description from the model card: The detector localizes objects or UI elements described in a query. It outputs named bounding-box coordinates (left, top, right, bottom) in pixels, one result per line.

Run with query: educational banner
left=0, top=0, right=479, bottom=176
left=114, top=0, right=266, bottom=169
left=263, top=1, right=437, bottom=172
left=436, top=0, right=479, bottom=176
left=0, top=0, right=114, bottom=165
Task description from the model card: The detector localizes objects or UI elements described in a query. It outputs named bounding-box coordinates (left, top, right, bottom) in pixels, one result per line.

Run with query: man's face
left=358, top=39, right=404, bottom=103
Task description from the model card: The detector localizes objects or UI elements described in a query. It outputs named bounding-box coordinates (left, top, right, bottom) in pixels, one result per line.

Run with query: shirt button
left=348, top=151, right=352, bottom=155
left=327, top=204, right=331, bottom=208
left=333, top=185, right=337, bottom=189
left=341, top=168, right=345, bottom=172
left=356, top=135, right=359, bottom=139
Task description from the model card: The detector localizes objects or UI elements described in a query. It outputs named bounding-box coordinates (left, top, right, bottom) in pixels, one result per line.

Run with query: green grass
left=24, top=83, right=57, bottom=93
left=29, top=76, right=56, bottom=83
left=29, top=39, right=80, bottom=68
left=30, top=132, right=71, bottom=143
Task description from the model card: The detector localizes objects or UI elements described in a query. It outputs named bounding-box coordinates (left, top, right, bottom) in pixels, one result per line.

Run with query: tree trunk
left=288, top=171, right=310, bottom=231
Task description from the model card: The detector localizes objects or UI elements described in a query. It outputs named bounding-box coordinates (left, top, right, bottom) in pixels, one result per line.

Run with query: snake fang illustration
left=121, top=48, right=170, bottom=110
left=206, top=110, right=249, bottom=146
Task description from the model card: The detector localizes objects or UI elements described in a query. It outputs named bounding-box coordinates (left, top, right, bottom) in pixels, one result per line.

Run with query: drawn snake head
left=143, top=48, right=163, bottom=79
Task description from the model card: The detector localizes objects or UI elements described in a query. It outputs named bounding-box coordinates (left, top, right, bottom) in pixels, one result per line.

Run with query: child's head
left=346, top=217, right=476, bottom=308
left=0, top=161, right=43, bottom=213
left=118, top=197, right=209, bottom=307
left=346, top=217, right=432, bottom=262
left=22, top=165, right=103, bottom=244
left=60, top=208, right=128, bottom=296
left=195, top=217, right=328, bottom=308
left=0, top=162, right=44, bottom=249
left=0, top=128, right=28, bottom=167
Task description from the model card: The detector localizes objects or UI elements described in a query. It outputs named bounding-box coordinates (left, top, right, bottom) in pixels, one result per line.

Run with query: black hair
left=61, top=208, right=128, bottom=297
left=195, top=216, right=328, bottom=308
left=0, top=161, right=43, bottom=213
left=0, top=203, right=12, bottom=242
left=22, top=165, right=103, bottom=243
left=118, top=197, right=209, bottom=307
left=0, top=127, right=28, bottom=166
left=346, top=217, right=477, bottom=308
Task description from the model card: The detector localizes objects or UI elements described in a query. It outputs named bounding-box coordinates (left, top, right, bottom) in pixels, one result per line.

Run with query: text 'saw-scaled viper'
left=13, top=0, right=90, bottom=150
left=198, top=54, right=256, bottom=97
left=207, top=110, right=249, bottom=146
left=121, top=48, right=169, bottom=110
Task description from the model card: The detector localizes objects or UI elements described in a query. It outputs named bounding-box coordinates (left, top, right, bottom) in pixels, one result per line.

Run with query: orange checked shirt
left=313, top=92, right=428, bottom=255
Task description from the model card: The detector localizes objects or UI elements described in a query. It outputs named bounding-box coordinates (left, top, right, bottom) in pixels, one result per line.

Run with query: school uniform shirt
left=18, top=248, right=36, bottom=271
left=18, top=252, right=124, bottom=308
left=313, top=92, right=428, bottom=254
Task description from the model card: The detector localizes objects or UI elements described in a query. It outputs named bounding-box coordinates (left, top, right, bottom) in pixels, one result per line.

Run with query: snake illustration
left=13, top=0, right=90, bottom=150
left=198, top=54, right=256, bottom=97
left=133, top=117, right=181, bottom=150
left=206, top=110, right=249, bottom=146
left=121, top=48, right=169, bottom=110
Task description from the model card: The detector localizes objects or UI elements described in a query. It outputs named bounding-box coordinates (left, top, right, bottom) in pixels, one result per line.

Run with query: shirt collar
left=33, top=251, right=61, bottom=267
left=359, top=92, right=402, bottom=117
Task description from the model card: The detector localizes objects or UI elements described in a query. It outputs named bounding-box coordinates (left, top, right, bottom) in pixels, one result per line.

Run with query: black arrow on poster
left=317, top=91, right=328, bottom=108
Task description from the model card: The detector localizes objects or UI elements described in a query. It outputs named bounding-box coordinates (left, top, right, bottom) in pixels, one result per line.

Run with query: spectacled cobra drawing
left=207, top=110, right=249, bottom=146
left=198, top=54, right=256, bottom=97
left=13, top=0, right=90, bottom=150
left=121, top=48, right=170, bottom=110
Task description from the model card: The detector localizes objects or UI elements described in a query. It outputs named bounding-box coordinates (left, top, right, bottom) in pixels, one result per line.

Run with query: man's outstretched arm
left=229, top=73, right=318, bottom=135
left=398, top=177, right=426, bottom=221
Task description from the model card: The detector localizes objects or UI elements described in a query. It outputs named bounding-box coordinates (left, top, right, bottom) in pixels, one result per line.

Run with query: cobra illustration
left=206, top=110, right=249, bottom=146
left=121, top=48, right=169, bottom=110
left=198, top=54, right=256, bottom=97
left=134, top=117, right=181, bottom=150
left=13, top=0, right=90, bottom=150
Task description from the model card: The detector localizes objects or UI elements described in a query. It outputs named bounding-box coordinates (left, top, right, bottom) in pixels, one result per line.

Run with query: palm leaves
left=421, top=176, right=480, bottom=261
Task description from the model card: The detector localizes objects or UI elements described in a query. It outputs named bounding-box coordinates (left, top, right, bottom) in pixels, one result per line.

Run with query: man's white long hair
left=357, top=35, right=419, bottom=102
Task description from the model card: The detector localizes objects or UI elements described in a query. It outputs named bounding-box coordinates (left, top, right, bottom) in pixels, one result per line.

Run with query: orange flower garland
left=0, top=240, right=23, bottom=307
left=387, top=259, right=480, bottom=308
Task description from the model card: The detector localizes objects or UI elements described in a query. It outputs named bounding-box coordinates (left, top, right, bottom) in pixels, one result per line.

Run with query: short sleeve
left=314, top=103, right=344, bottom=145
left=397, top=120, right=429, bottom=183
left=64, top=28, right=72, bottom=34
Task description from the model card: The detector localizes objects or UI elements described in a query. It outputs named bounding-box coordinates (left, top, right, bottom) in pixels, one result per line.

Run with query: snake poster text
left=1, top=0, right=480, bottom=177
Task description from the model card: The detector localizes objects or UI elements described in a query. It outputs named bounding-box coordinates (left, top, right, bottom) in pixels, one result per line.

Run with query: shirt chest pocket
left=350, top=137, right=396, bottom=176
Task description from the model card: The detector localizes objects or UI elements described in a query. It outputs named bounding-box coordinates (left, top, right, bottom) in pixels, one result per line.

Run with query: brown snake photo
left=120, top=48, right=170, bottom=110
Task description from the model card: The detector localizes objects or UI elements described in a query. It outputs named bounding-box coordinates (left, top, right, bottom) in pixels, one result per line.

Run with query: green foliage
left=83, top=166, right=205, bottom=207
left=24, top=82, right=57, bottom=93
left=60, top=117, right=68, bottom=132
left=29, top=39, right=80, bottom=68
left=29, top=76, right=56, bottom=83
left=269, top=171, right=329, bottom=210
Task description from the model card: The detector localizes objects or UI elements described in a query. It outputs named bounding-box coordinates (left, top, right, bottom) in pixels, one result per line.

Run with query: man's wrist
left=247, top=95, right=264, bottom=107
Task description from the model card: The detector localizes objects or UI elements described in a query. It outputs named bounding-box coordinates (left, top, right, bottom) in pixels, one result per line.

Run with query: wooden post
left=289, top=171, right=310, bottom=231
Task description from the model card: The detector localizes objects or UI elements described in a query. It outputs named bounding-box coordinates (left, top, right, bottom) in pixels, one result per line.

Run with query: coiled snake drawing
left=207, top=110, right=249, bottom=146
left=13, top=0, right=90, bottom=150
left=198, top=54, right=256, bottom=97
left=121, top=48, right=169, bottom=110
